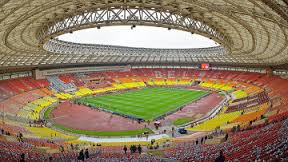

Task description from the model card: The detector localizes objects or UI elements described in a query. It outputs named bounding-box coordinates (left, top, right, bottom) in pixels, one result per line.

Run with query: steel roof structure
left=0, top=0, right=288, bottom=69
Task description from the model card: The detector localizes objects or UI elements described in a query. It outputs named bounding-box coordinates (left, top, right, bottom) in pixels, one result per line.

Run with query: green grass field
left=172, top=117, right=192, bottom=126
left=79, top=88, right=208, bottom=120
left=54, top=124, right=152, bottom=137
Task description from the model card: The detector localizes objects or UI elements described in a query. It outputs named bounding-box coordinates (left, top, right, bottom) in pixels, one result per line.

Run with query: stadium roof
left=0, top=0, right=288, bottom=68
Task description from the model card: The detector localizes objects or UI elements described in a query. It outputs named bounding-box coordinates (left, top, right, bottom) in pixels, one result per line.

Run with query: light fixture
left=131, top=25, right=136, bottom=30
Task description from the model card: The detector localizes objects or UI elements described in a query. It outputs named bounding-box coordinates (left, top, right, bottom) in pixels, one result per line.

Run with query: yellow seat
left=188, top=111, right=241, bottom=131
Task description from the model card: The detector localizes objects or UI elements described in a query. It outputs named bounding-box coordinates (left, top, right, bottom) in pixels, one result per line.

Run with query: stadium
left=0, top=0, right=288, bottom=161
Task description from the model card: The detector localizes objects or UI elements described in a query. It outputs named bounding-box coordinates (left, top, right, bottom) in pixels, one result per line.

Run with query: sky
left=57, top=26, right=218, bottom=49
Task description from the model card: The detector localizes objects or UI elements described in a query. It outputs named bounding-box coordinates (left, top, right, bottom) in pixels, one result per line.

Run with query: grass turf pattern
left=54, top=124, right=152, bottom=137
left=172, top=118, right=192, bottom=126
left=79, top=88, right=208, bottom=120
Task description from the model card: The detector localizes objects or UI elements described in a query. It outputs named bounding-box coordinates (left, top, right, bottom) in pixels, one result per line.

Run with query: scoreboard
left=200, top=63, right=210, bottom=70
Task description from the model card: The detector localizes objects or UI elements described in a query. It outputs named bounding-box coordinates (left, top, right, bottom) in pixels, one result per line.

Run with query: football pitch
left=79, top=87, right=209, bottom=120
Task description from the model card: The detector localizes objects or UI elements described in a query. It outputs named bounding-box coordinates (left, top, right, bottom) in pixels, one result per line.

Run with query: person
left=154, top=143, right=159, bottom=149
left=123, top=145, right=128, bottom=154
left=133, top=145, right=137, bottom=153
left=130, top=145, right=134, bottom=153
left=19, top=132, right=23, bottom=138
left=130, top=145, right=137, bottom=153
left=84, top=148, right=89, bottom=159
left=19, top=132, right=23, bottom=142
left=59, top=145, right=64, bottom=153
left=225, top=133, right=229, bottom=141
left=137, top=144, right=142, bottom=154
left=151, top=139, right=155, bottom=145
left=215, top=150, right=225, bottom=162
left=20, top=153, right=25, bottom=162
left=77, top=149, right=85, bottom=161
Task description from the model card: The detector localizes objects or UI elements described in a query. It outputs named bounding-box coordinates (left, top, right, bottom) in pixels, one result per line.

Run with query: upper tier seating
left=0, top=77, right=49, bottom=100
left=47, top=76, right=76, bottom=92
left=0, top=89, right=50, bottom=115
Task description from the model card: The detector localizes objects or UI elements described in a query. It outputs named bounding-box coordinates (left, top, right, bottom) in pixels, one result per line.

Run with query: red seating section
left=165, top=118, right=288, bottom=161
left=0, top=68, right=288, bottom=161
